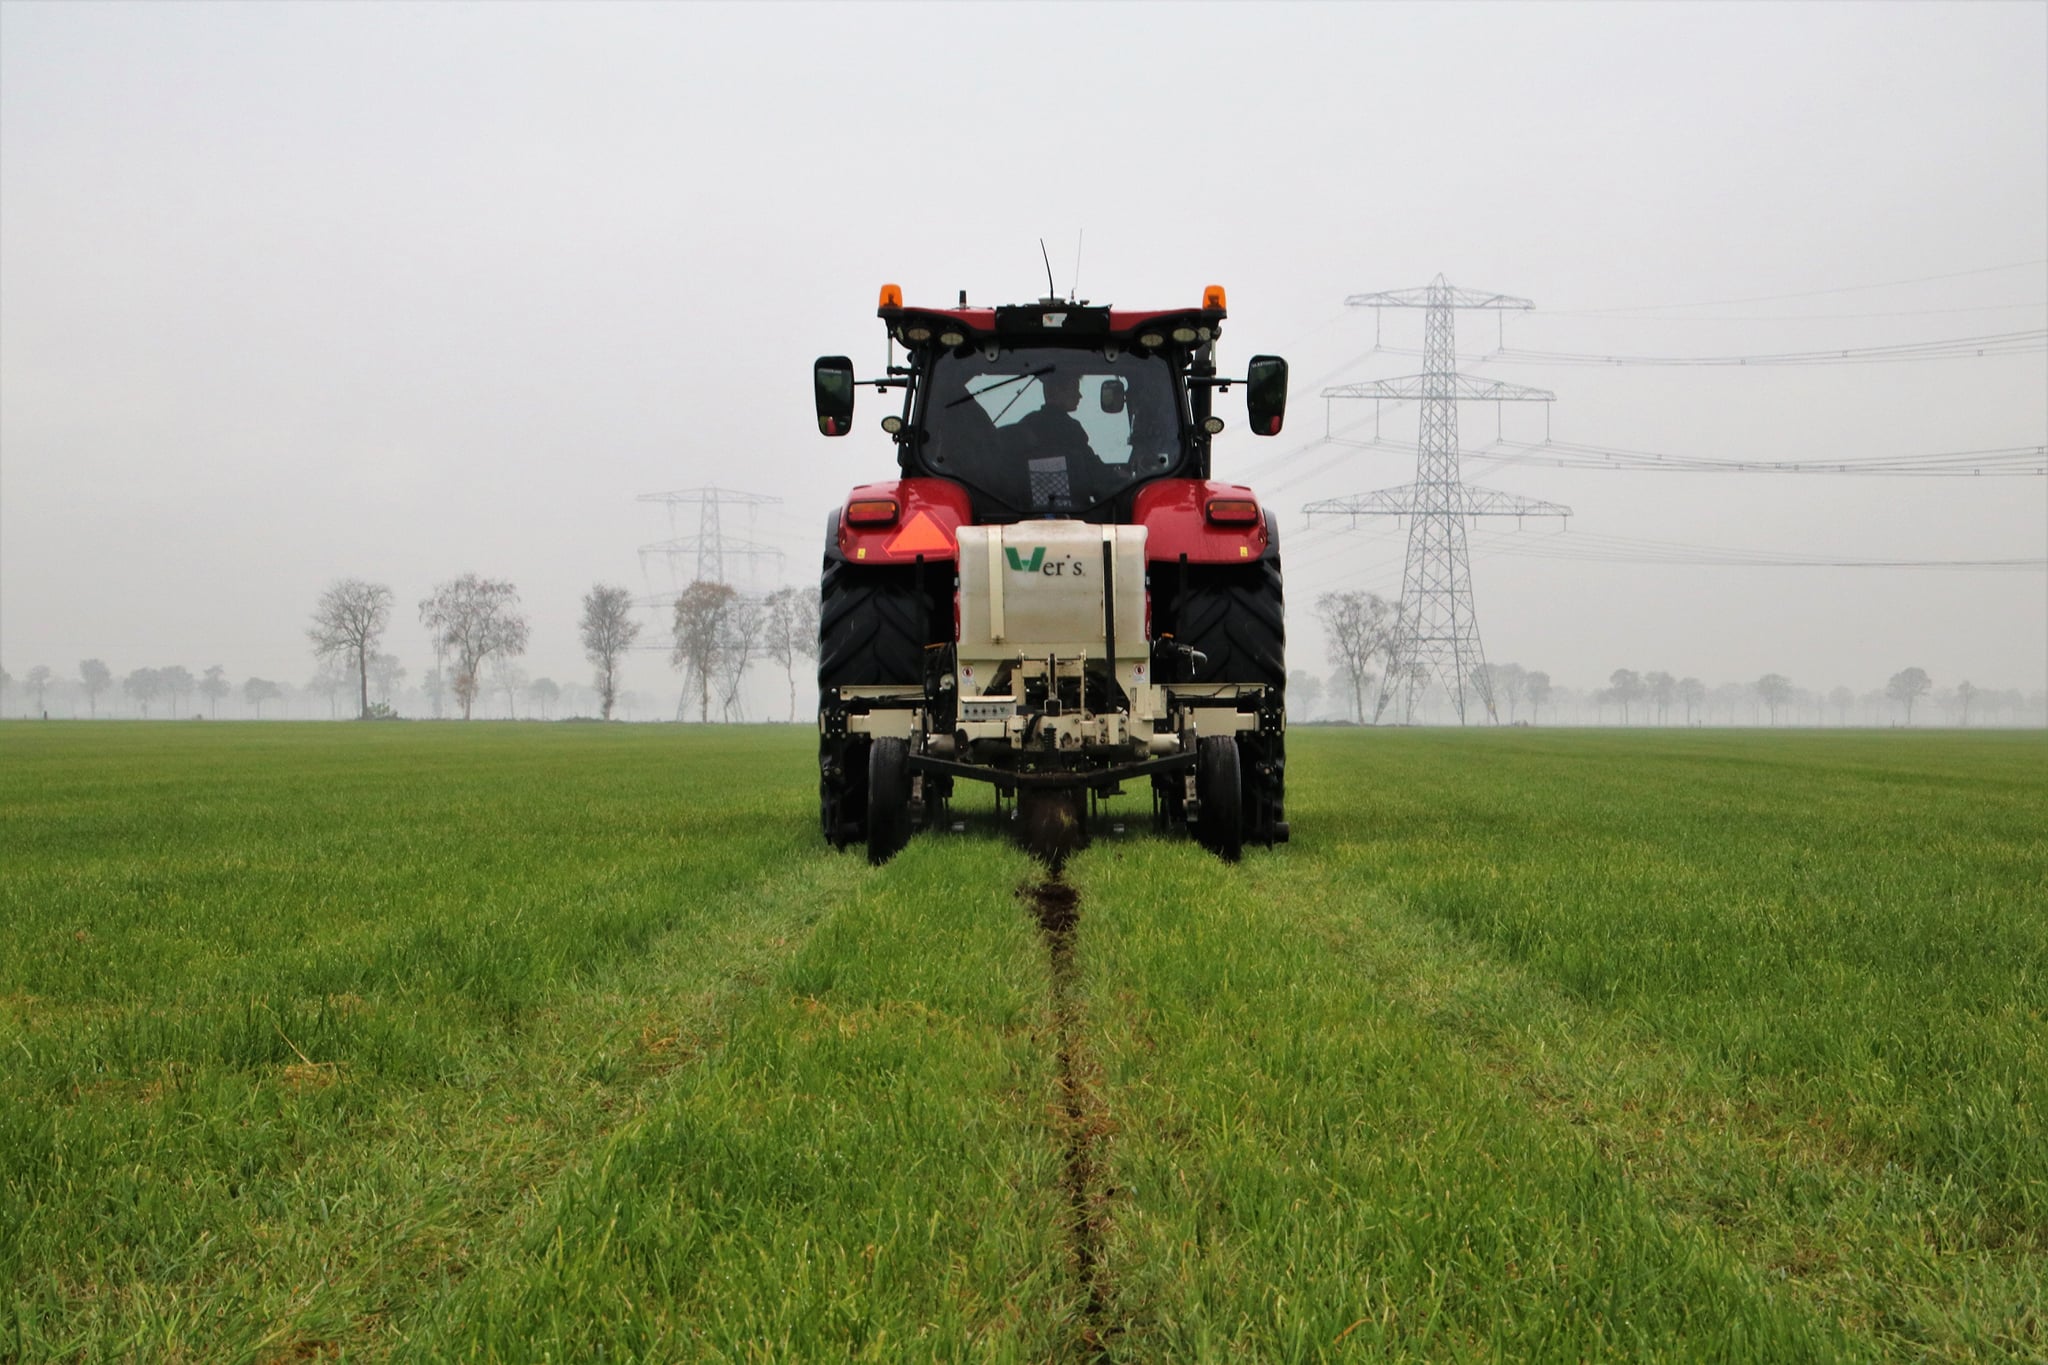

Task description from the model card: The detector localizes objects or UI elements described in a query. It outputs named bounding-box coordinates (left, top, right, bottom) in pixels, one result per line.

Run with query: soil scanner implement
left=815, top=283, right=1290, bottom=863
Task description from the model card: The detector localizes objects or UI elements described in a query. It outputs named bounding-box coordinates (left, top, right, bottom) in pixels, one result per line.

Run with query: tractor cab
left=815, top=287, right=1288, bottom=525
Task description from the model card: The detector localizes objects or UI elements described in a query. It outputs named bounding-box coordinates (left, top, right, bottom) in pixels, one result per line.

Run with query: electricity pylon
left=635, top=487, right=787, bottom=723
left=636, top=487, right=784, bottom=596
left=1304, top=275, right=1569, bottom=725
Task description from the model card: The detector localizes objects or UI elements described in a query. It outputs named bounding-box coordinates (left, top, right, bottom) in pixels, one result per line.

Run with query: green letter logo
left=1005, top=546, right=1047, bottom=573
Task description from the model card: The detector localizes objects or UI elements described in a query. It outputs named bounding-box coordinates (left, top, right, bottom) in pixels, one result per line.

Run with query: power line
left=1467, top=330, right=2047, bottom=368
left=1461, top=526, right=2046, bottom=571
left=1471, top=438, right=2048, bottom=477
left=1552, top=258, right=2048, bottom=315
left=1542, top=301, right=2048, bottom=323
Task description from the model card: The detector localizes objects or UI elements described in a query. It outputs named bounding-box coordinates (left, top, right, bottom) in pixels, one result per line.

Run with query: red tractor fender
left=1131, top=479, right=1273, bottom=564
left=834, top=478, right=973, bottom=565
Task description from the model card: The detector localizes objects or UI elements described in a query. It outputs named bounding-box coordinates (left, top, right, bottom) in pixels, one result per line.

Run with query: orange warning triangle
left=887, top=510, right=955, bottom=555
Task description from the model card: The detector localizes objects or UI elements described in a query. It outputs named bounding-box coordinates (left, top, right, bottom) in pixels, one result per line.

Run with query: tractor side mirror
left=1245, top=355, right=1288, bottom=436
left=1098, top=378, right=1126, bottom=414
left=814, top=356, right=856, bottom=436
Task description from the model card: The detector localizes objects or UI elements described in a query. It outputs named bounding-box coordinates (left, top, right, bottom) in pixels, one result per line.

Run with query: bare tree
left=1678, top=676, right=1706, bottom=726
left=526, top=676, right=561, bottom=719
left=1490, top=662, right=1527, bottom=722
left=79, top=659, right=111, bottom=717
left=427, top=637, right=450, bottom=718
left=123, top=667, right=165, bottom=718
left=307, top=661, right=349, bottom=719
left=717, top=594, right=768, bottom=721
left=1646, top=671, right=1677, bottom=725
left=671, top=580, right=737, bottom=723
left=579, top=583, right=642, bottom=721
left=308, top=579, right=394, bottom=720
left=490, top=658, right=528, bottom=718
left=1706, top=681, right=1744, bottom=725
left=1525, top=670, right=1552, bottom=724
left=1288, top=669, right=1324, bottom=722
left=243, top=676, right=282, bottom=718
left=160, top=665, right=195, bottom=717
left=1316, top=591, right=1398, bottom=724
left=1755, top=673, right=1794, bottom=725
left=1607, top=669, right=1645, bottom=725
left=26, top=665, right=53, bottom=715
left=1955, top=679, right=1980, bottom=727
left=199, top=665, right=231, bottom=718
left=368, top=652, right=406, bottom=707
left=558, top=682, right=596, bottom=716
left=1827, top=684, right=1854, bottom=726
left=1886, top=667, right=1931, bottom=724
left=761, top=585, right=821, bottom=722
left=419, top=575, right=530, bottom=720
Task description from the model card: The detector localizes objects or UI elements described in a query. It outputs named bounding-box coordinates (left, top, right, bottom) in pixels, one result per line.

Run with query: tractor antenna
left=1039, top=239, right=1057, bottom=301
left=1069, top=228, right=1084, bottom=302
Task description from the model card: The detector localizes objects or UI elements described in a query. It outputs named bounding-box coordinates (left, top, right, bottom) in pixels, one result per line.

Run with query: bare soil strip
left=1023, top=873, right=1114, bottom=1358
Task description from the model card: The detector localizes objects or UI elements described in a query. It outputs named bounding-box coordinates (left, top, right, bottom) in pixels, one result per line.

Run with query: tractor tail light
left=846, top=498, right=899, bottom=526
left=1204, top=498, right=1259, bottom=526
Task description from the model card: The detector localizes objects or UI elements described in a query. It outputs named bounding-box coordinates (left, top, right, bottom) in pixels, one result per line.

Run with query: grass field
left=2, top=722, right=2042, bottom=1361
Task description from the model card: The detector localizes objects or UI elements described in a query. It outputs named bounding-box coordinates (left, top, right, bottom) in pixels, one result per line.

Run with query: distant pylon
left=1304, top=275, right=1569, bottom=725
left=634, top=487, right=787, bottom=723
left=635, top=487, right=784, bottom=596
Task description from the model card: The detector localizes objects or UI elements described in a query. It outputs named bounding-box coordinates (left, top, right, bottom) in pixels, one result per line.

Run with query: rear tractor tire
left=817, top=559, right=933, bottom=851
left=1165, top=555, right=1287, bottom=848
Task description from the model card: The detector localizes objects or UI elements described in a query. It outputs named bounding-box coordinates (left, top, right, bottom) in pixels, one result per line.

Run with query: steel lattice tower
left=635, top=487, right=784, bottom=597
left=1305, top=276, right=1569, bottom=725
left=634, top=486, right=787, bottom=723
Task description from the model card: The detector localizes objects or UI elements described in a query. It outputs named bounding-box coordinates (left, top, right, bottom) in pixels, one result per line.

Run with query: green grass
left=408, top=833, right=1076, bottom=1361
left=1, top=722, right=2042, bottom=1360
left=1, top=722, right=857, bottom=1360
left=1067, top=729, right=2045, bottom=1360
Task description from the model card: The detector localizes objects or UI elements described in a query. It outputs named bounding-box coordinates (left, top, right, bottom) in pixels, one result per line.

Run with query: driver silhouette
left=1012, top=369, right=1094, bottom=463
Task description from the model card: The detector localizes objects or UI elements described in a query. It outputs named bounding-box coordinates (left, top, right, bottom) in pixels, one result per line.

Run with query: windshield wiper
left=944, top=367, right=1054, bottom=409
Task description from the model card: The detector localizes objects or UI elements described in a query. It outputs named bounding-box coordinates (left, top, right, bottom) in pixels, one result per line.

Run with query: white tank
left=956, top=521, right=1149, bottom=667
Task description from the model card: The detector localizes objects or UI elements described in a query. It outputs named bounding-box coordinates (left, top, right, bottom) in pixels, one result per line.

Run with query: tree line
left=2, top=574, right=826, bottom=723
left=302, top=574, right=820, bottom=722
left=1309, top=590, right=2045, bottom=727
left=5, top=583, right=2036, bottom=726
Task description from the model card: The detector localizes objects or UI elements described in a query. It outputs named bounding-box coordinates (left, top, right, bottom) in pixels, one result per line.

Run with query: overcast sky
left=3, top=0, right=2044, bottom=713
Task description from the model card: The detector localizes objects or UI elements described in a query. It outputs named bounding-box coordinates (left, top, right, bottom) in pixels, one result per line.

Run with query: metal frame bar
left=908, top=751, right=1197, bottom=792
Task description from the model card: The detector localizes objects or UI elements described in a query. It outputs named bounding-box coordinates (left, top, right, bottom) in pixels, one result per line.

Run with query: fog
left=3, top=2, right=2044, bottom=721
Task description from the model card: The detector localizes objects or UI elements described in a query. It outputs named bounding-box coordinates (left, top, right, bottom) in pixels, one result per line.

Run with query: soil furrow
left=1023, top=872, right=1114, bottom=1358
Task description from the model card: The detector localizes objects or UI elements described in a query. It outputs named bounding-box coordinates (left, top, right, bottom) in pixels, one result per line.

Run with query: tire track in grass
left=1023, top=871, right=1114, bottom=1360
left=412, top=838, right=1073, bottom=1360
left=1265, top=730, right=2046, bottom=1358
left=1287, top=887, right=2048, bottom=1360
left=1068, top=840, right=1853, bottom=1361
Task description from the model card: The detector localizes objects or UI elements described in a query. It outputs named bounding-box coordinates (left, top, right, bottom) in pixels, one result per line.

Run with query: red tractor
left=814, top=283, right=1289, bottom=863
